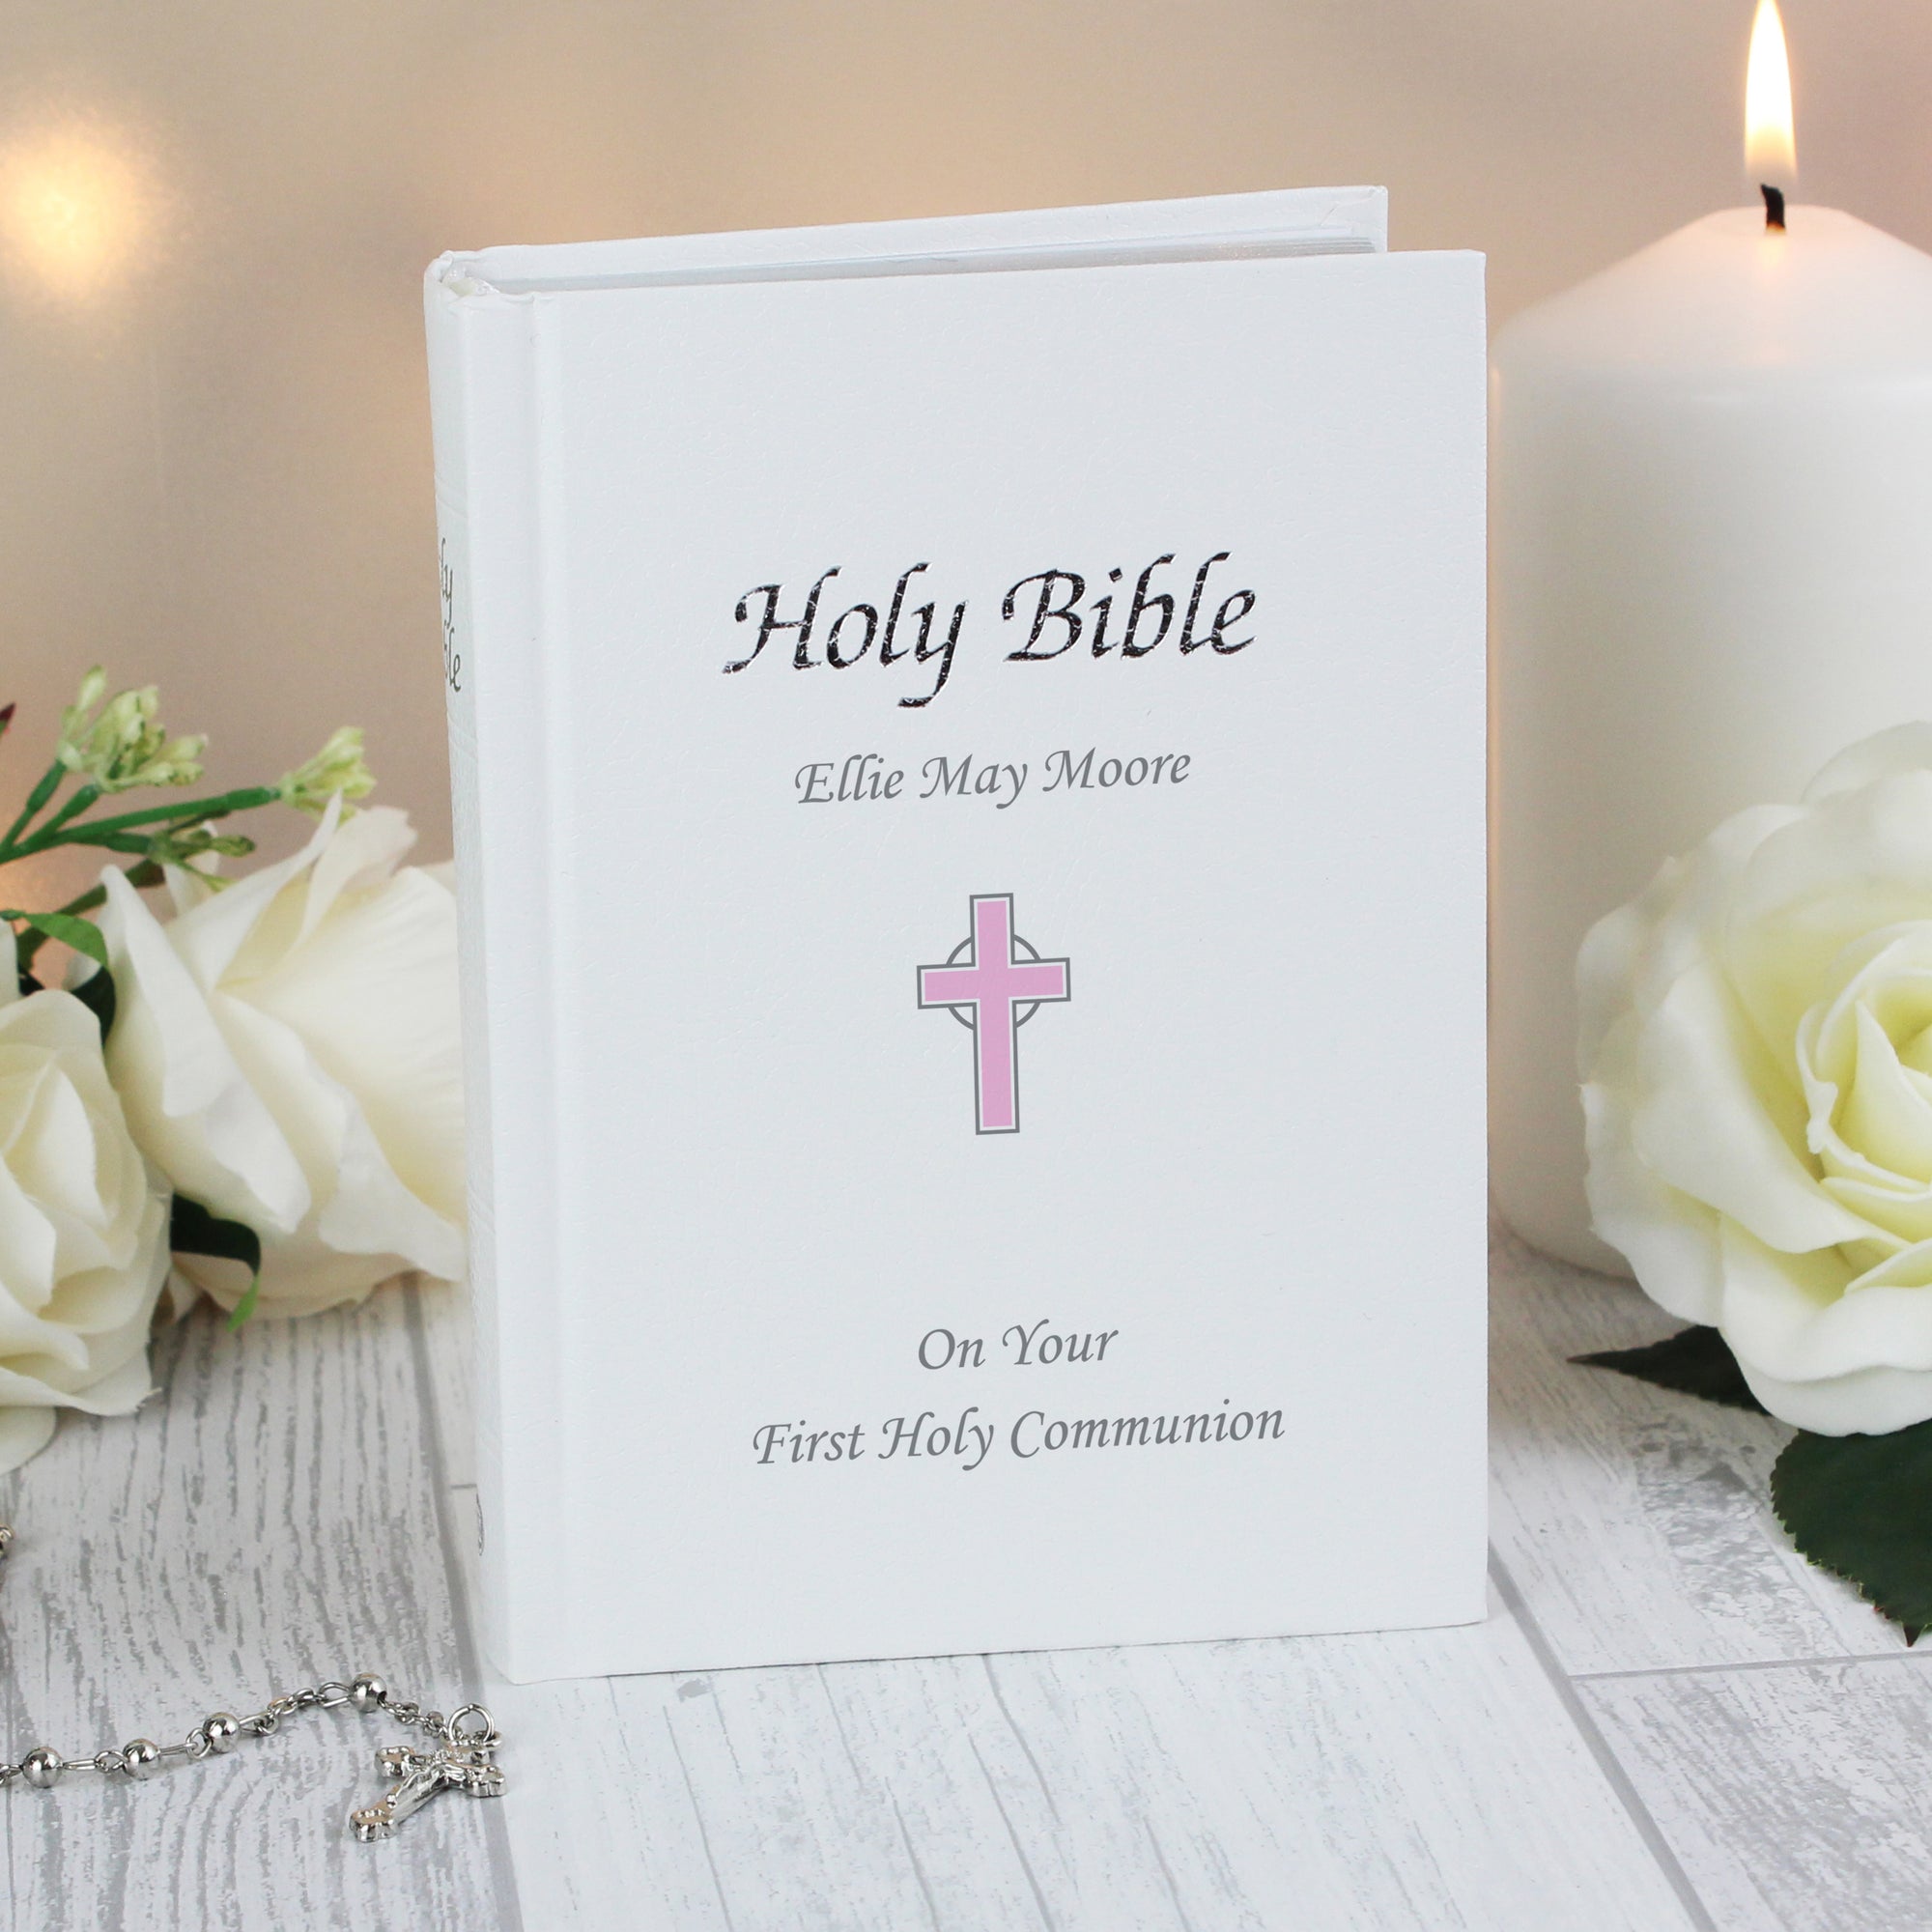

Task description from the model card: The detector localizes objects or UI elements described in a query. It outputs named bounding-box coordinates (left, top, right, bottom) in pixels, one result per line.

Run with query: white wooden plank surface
left=429, top=1296, right=1706, bottom=1932
left=462, top=1587, right=1702, bottom=1932
left=1489, top=1219, right=1901, bottom=1675
left=17, top=1216, right=1932, bottom=1928
left=1581, top=1658, right=1932, bottom=1932
left=0, top=1292, right=515, bottom=1932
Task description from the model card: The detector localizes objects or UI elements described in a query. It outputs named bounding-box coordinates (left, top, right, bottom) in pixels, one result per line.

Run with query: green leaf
left=226, top=1276, right=262, bottom=1330
left=168, top=1195, right=264, bottom=1331
left=1573, top=1324, right=1770, bottom=1413
left=6, top=910, right=108, bottom=969
left=1773, top=1422, right=1932, bottom=1642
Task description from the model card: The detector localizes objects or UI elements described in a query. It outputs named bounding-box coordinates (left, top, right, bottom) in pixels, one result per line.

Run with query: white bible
left=424, top=187, right=1487, bottom=1683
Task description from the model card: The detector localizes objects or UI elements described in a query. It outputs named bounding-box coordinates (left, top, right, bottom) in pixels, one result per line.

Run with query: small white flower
left=0, top=930, right=170, bottom=1471
left=1582, top=724, right=1932, bottom=1434
left=277, top=725, right=376, bottom=816
left=55, top=668, right=205, bottom=792
left=98, top=799, right=465, bottom=1318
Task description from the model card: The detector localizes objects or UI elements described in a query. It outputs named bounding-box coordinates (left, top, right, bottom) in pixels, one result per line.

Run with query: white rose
left=0, top=942, right=170, bottom=1471
left=1581, top=724, right=1932, bottom=1435
left=98, top=799, right=465, bottom=1318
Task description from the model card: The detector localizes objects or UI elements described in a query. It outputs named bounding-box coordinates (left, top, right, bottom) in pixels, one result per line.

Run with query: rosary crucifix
left=0, top=1522, right=507, bottom=1839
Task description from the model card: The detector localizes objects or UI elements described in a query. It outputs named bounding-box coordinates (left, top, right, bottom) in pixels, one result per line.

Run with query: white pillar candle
left=1490, top=13, right=1932, bottom=1270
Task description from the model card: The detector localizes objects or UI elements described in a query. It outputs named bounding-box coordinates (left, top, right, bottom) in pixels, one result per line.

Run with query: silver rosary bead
left=0, top=1525, right=504, bottom=1844
left=348, top=1673, right=387, bottom=1713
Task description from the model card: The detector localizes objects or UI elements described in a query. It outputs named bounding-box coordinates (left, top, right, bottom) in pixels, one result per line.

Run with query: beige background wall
left=1, top=0, right=1926, bottom=862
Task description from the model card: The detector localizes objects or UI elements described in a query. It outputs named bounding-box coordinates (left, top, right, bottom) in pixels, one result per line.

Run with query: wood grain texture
left=1581, top=1658, right=1932, bottom=1932
left=0, top=1291, right=515, bottom=1932
left=21, top=1214, right=1932, bottom=1927
left=420, top=1236, right=1717, bottom=1932
left=494, top=1605, right=1706, bottom=1931
left=445, top=1494, right=1699, bottom=1931
left=1489, top=1219, right=1902, bottom=1675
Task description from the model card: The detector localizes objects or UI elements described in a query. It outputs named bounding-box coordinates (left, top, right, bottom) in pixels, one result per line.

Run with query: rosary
left=0, top=1523, right=506, bottom=1839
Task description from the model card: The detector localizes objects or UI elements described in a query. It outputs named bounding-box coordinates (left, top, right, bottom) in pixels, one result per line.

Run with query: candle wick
left=1761, top=184, right=1787, bottom=232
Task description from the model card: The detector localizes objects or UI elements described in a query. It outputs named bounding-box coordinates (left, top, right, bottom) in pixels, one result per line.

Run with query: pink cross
left=918, top=895, right=1070, bottom=1133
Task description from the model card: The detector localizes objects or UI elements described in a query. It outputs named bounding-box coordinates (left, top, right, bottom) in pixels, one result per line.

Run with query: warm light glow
left=1746, top=0, right=1798, bottom=193
left=0, top=122, right=157, bottom=303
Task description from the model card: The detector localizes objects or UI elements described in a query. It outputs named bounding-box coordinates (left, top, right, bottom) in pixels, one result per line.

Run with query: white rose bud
left=1581, top=723, right=1932, bottom=1435
left=0, top=932, right=170, bottom=1470
left=97, top=799, right=465, bottom=1318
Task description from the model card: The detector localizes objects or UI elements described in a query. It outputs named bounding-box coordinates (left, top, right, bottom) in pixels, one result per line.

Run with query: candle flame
left=1745, top=0, right=1797, bottom=195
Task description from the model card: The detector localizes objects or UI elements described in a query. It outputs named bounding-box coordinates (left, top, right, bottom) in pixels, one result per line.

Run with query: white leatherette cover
left=425, top=188, right=1487, bottom=1682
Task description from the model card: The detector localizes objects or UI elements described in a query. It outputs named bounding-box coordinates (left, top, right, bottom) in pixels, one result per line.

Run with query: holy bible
left=424, top=187, right=1487, bottom=1683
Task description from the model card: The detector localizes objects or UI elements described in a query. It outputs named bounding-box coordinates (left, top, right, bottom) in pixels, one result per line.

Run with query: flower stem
left=2, top=783, right=281, bottom=863
left=35, top=781, right=101, bottom=842
left=0, top=761, right=69, bottom=856
left=64, top=783, right=281, bottom=836
left=45, top=829, right=169, bottom=856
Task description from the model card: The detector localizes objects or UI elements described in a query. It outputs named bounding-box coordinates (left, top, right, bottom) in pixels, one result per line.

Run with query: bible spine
left=423, top=266, right=570, bottom=1676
